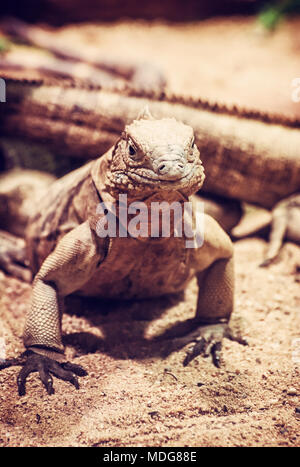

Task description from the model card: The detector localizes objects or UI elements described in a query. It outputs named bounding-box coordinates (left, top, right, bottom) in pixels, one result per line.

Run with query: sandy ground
left=0, top=17, right=300, bottom=447
left=0, top=238, right=299, bottom=447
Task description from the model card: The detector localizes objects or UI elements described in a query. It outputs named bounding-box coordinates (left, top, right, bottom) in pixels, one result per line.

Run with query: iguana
left=0, top=169, right=241, bottom=282
left=0, top=109, right=244, bottom=395
left=1, top=71, right=300, bottom=209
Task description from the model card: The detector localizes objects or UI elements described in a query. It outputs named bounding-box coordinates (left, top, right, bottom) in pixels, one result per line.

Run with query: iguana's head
left=105, top=107, right=205, bottom=199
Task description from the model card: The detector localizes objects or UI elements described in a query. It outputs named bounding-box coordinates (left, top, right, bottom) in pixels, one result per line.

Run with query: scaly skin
left=1, top=71, right=300, bottom=208
left=0, top=170, right=241, bottom=280
left=232, top=195, right=300, bottom=266
left=259, top=194, right=300, bottom=266
left=0, top=109, right=244, bottom=395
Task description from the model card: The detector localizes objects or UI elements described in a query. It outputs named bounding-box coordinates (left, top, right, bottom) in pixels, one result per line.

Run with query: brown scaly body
left=0, top=110, right=244, bottom=396
left=1, top=72, right=300, bottom=208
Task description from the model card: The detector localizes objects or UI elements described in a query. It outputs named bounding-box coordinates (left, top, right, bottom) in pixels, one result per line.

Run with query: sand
left=0, top=16, right=299, bottom=447
left=0, top=239, right=299, bottom=446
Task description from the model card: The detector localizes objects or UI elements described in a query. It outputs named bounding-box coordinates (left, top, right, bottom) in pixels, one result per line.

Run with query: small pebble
left=287, top=387, right=297, bottom=396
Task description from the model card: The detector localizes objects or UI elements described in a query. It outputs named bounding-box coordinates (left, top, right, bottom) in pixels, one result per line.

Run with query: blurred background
left=1, top=0, right=300, bottom=110
left=0, top=1, right=275, bottom=24
left=1, top=0, right=300, bottom=172
left=0, top=0, right=300, bottom=26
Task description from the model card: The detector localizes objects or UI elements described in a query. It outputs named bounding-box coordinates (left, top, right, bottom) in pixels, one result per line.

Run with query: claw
left=183, top=333, right=223, bottom=367
left=62, top=362, right=88, bottom=377
left=0, top=355, right=26, bottom=370
left=178, top=323, right=246, bottom=368
left=211, top=341, right=222, bottom=367
left=183, top=338, right=206, bottom=366
left=0, top=350, right=87, bottom=396
left=226, top=328, right=248, bottom=346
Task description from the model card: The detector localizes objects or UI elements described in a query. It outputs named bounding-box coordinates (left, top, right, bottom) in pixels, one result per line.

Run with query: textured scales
left=1, top=72, right=300, bottom=208
left=0, top=111, right=238, bottom=394
left=260, top=194, right=300, bottom=266
left=232, top=195, right=300, bottom=266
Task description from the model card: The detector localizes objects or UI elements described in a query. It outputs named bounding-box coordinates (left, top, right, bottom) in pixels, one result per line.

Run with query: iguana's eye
left=191, top=138, right=195, bottom=148
left=129, top=145, right=136, bottom=156
left=128, top=140, right=139, bottom=160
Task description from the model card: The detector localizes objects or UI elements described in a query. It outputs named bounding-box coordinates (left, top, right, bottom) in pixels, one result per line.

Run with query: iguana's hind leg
left=260, top=204, right=288, bottom=267
left=0, top=230, right=31, bottom=282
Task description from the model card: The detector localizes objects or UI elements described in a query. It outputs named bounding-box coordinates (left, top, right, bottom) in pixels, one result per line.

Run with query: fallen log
left=1, top=71, right=300, bottom=208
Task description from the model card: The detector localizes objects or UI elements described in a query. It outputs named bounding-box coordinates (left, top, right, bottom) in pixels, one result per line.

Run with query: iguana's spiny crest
left=106, top=107, right=205, bottom=199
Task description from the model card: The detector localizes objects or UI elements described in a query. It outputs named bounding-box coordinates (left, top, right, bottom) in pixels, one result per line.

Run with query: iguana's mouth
left=127, top=164, right=199, bottom=188
left=108, top=160, right=205, bottom=197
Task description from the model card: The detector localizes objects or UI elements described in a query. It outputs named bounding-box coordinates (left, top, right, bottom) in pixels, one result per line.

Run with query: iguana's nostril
left=158, top=163, right=167, bottom=173
left=155, top=159, right=186, bottom=180
left=158, top=161, right=184, bottom=174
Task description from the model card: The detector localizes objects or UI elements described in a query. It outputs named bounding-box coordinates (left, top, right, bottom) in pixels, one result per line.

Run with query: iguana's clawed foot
left=0, top=350, right=87, bottom=395
left=169, top=323, right=247, bottom=368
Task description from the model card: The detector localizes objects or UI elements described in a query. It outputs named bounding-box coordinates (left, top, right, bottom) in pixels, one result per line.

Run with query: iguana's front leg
left=166, top=257, right=239, bottom=366
left=0, top=221, right=103, bottom=395
left=165, top=216, right=246, bottom=366
left=182, top=256, right=246, bottom=366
